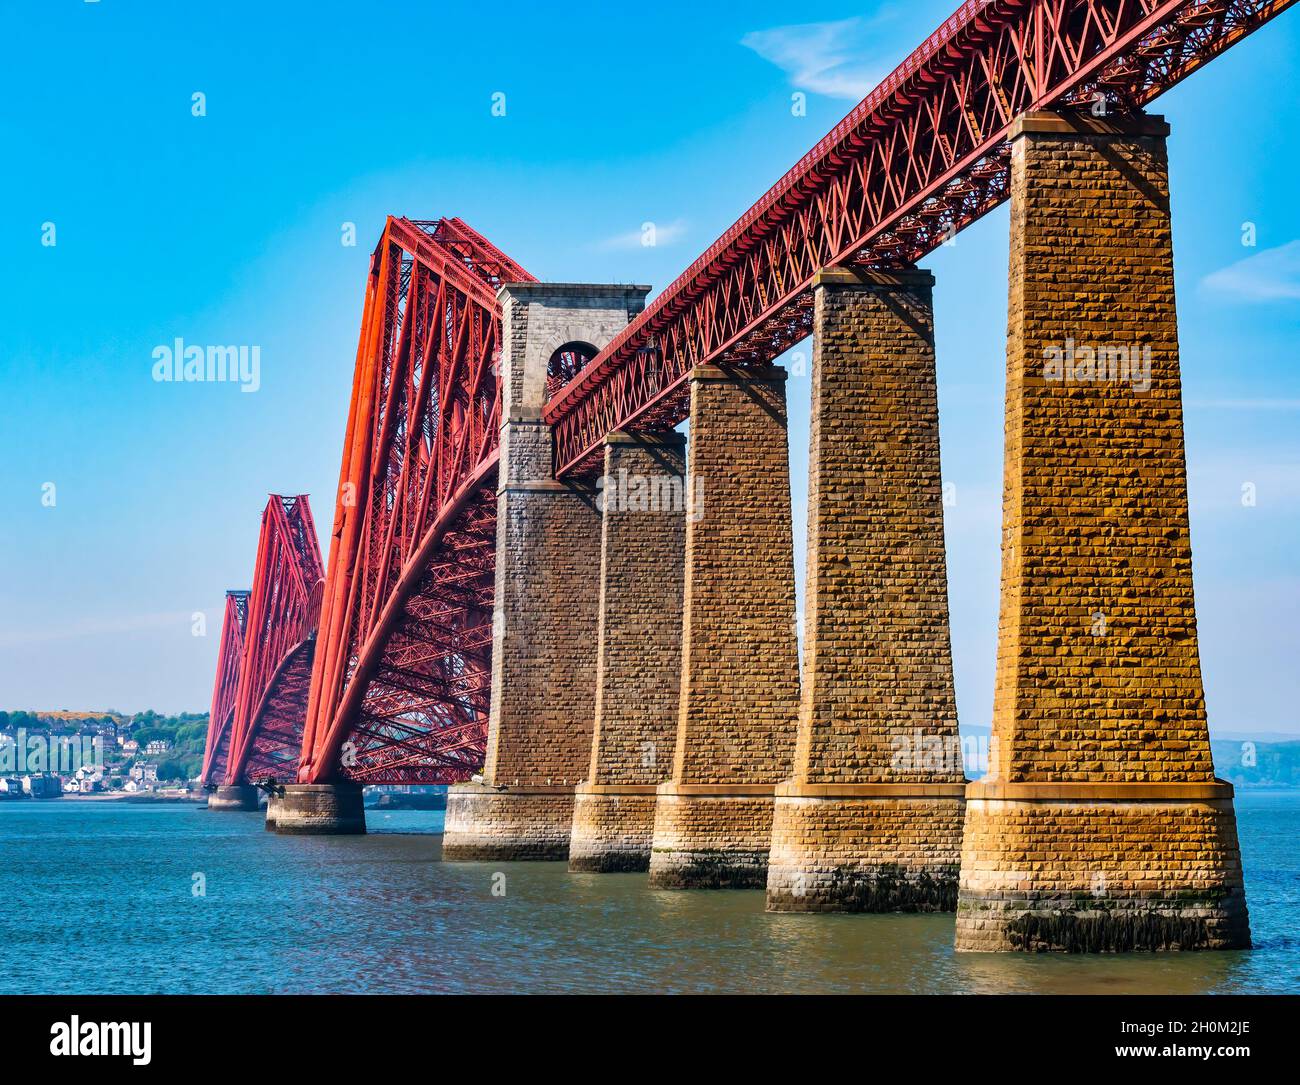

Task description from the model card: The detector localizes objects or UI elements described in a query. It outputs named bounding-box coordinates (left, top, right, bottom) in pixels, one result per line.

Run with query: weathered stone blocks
left=649, top=786, right=777, bottom=889
left=569, top=431, right=686, bottom=874
left=443, top=784, right=575, bottom=861
left=568, top=785, right=660, bottom=872
left=441, top=468, right=600, bottom=861
left=767, top=787, right=966, bottom=911
left=956, top=783, right=1248, bottom=951
left=954, top=110, right=1249, bottom=950
left=767, top=267, right=966, bottom=912
left=206, top=783, right=260, bottom=812
left=271, top=782, right=365, bottom=835
left=442, top=283, right=648, bottom=863
left=647, top=366, right=800, bottom=890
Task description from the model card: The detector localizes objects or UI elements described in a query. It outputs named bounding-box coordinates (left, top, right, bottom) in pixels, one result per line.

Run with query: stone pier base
left=206, top=784, right=261, bottom=812
left=766, top=784, right=966, bottom=912
left=954, top=782, right=1250, bottom=952
left=270, top=783, right=366, bottom=835
left=568, top=785, right=659, bottom=872
left=648, top=785, right=776, bottom=889
left=264, top=788, right=281, bottom=831
left=442, top=783, right=574, bottom=861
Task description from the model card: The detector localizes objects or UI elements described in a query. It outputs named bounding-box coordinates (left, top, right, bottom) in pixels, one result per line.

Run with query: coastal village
left=0, top=709, right=449, bottom=808
left=0, top=710, right=205, bottom=801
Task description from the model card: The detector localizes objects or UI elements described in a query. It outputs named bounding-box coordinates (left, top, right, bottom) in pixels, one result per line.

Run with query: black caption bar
left=1, top=993, right=1294, bottom=1071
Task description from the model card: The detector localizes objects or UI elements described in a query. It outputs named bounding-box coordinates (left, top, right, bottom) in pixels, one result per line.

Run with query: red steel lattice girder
left=545, top=0, right=1299, bottom=476
left=200, top=589, right=249, bottom=787
left=295, top=0, right=1295, bottom=784
left=222, top=495, right=324, bottom=785
left=296, top=219, right=532, bottom=784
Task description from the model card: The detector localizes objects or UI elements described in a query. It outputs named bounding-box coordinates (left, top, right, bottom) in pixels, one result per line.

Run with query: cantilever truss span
left=200, top=590, right=249, bottom=788
left=210, top=495, right=324, bottom=787
left=296, top=219, right=533, bottom=784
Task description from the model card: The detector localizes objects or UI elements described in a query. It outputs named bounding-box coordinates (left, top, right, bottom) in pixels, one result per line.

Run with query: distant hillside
left=0, top=708, right=209, bottom=784
left=958, top=726, right=1300, bottom=789
left=1212, top=739, right=1300, bottom=789
left=1213, top=729, right=1300, bottom=745
left=35, top=710, right=129, bottom=724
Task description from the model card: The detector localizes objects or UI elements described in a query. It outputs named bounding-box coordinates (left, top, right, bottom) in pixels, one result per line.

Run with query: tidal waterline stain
left=0, top=794, right=1295, bottom=994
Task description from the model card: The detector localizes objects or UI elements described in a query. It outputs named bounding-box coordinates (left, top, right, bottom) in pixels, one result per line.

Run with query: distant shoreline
left=0, top=793, right=204, bottom=805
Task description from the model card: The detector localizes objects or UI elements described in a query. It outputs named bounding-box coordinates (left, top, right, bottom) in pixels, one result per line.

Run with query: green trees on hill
left=127, top=714, right=208, bottom=782
left=0, top=708, right=210, bottom=784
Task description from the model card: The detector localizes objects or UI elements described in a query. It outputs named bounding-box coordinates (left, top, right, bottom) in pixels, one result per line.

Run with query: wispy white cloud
left=741, top=15, right=903, bottom=101
left=1201, top=239, right=1300, bottom=302
left=595, top=218, right=688, bottom=252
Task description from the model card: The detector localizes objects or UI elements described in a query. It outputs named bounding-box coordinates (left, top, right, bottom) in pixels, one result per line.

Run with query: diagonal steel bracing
left=296, top=219, right=528, bottom=784
left=200, top=590, right=250, bottom=787
left=221, top=495, right=325, bottom=785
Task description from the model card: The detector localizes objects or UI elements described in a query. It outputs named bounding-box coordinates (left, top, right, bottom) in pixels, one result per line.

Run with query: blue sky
left=2, top=1, right=1298, bottom=739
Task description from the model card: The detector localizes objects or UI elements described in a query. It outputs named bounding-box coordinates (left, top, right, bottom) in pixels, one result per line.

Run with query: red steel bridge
left=203, top=0, right=1296, bottom=789
left=201, top=495, right=323, bottom=789
left=200, top=589, right=248, bottom=787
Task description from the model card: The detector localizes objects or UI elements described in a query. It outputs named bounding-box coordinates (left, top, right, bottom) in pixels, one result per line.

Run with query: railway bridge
left=203, top=0, right=1297, bottom=950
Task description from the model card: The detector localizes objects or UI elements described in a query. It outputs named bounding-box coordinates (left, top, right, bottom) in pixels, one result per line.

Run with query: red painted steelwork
left=545, top=0, right=1299, bottom=476
left=200, top=590, right=249, bottom=787
left=222, top=495, right=324, bottom=785
left=296, top=219, right=531, bottom=784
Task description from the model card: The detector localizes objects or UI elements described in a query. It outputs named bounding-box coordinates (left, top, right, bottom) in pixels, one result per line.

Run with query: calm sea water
left=0, top=791, right=1296, bottom=994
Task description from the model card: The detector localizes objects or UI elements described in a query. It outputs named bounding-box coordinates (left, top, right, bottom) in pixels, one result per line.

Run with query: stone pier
left=766, top=268, right=966, bottom=914
left=647, top=365, right=800, bottom=889
left=442, top=283, right=650, bottom=862
left=954, top=111, right=1249, bottom=951
left=569, top=431, right=687, bottom=873
left=206, top=783, right=261, bottom=812
left=270, top=782, right=365, bottom=834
